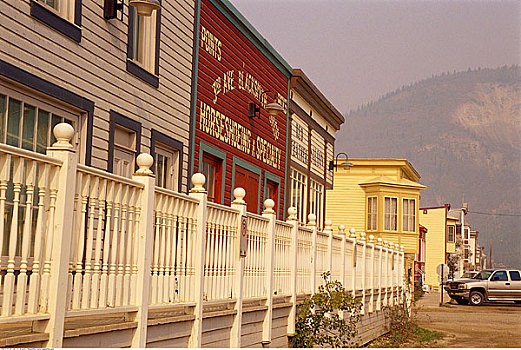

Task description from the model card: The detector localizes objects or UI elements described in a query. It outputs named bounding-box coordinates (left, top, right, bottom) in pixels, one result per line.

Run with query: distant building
left=419, top=204, right=458, bottom=287
left=326, top=159, right=425, bottom=257
left=287, top=69, right=344, bottom=228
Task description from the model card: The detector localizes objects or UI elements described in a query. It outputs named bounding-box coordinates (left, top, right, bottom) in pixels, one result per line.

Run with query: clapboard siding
left=0, top=0, right=195, bottom=191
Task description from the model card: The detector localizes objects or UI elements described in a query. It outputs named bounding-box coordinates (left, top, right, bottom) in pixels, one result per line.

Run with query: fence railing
left=0, top=124, right=407, bottom=348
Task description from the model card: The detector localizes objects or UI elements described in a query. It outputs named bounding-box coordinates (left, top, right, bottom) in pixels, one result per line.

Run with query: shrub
left=290, top=272, right=362, bottom=348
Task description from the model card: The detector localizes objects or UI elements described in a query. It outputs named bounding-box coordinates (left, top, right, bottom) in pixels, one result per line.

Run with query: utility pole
left=489, top=239, right=492, bottom=269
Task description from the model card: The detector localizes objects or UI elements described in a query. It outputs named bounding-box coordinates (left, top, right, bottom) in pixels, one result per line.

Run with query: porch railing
left=0, top=123, right=407, bottom=348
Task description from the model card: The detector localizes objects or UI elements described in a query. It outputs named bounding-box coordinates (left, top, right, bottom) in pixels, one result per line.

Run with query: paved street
left=414, top=289, right=521, bottom=347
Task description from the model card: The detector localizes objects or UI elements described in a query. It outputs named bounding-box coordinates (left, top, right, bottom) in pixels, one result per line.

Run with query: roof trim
left=291, top=69, right=345, bottom=127
left=359, top=176, right=426, bottom=189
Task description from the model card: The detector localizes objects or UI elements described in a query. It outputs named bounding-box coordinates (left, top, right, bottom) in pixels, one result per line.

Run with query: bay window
left=367, top=196, right=377, bottom=231
left=402, top=198, right=416, bottom=232
left=384, top=197, right=397, bottom=231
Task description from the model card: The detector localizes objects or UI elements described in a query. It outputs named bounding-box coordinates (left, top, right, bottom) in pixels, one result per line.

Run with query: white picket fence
left=0, top=124, right=406, bottom=348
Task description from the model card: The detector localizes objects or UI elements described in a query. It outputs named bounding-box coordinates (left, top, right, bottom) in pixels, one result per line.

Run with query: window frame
left=383, top=196, right=398, bottom=231
left=31, top=0, right=82, bottom=42
left=402, top=198, right=416, bottom=232
left=263, top=171, right=281, bottom=220
left=126, top=3, right=161, bottom=88
left=198, top=142, right=226, bottom=204
left=508, top=271, right=521, bottom=281
left=309, top=178, right=324, bottom=230
left=367, top=196, right=378, bottom=231
left=150, top=129, right=183, bottom=192
left=108, top=111, right=141, bottom=174
left=290, top=168, right=307, bottom=224
left=447, top=225, right=455, bottom=243
left=0, top=82, right=84, bottom=158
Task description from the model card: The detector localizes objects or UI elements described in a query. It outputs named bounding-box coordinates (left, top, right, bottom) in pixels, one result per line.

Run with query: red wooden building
left=189, top=0, right=292, bottom=218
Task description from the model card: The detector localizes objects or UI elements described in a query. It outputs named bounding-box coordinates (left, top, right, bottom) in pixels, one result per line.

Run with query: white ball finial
left=232, top=187, right=246, bottom=205
left=324, top=220, right=333, bottom=233
left=338, top=224, right=346, bottom=235
left=383, top=240, right=388, bottom=247
left=349, top=227, right=356, bottom=238
left=307, top=213, right=316, bottom=227
left=134, top=153, right=154, bottom=175
left=360, top=231, right=366, bottom=241
left=190, top=173, right=206, bottom=193
left=287, top=207, right=298, bottom=220
left=263, top=198, right=275, bottom=214
left=400, top=244, right=405, bottom=252
left=369, top=234, right=375, bottom=243
left=52, top=122, right=74, bottom=149
left=377, top=237, right=383, bottom=246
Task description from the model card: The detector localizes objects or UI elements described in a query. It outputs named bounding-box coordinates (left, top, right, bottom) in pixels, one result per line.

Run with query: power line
left=468, top=211, right=521, bottom=217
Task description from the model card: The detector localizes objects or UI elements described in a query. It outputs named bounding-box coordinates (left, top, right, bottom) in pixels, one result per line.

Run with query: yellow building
left=326, top=159, right=425, bottom=256
left=419, top=205, right=458, bottom=287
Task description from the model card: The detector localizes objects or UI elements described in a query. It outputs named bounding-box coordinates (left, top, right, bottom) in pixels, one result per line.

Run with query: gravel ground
left=414, top=290, right=521, bottom=347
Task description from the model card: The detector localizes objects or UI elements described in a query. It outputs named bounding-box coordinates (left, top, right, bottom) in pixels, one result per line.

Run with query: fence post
left=38, top=123, right=77, bottom=347
left=368, top=235, right=375, bottom=313
left=307, top=214, right=317, bottom=293
left=129, top=153, right=156, bottom=347
left=360, top=232, right=366, bottom=315
left=389, top=243, right=395, bottom=306
left=348, top=228, right=356, bottom=297
left=400, top=245, right=405, bottom=301
left=230, top=187, right=247, bottom=348
left=338, top=225, right=346, bottom=288
left=262, top=199, right=276, bottom=344
left=376, top=238, right=383, bottom=311
left=188, top=173, right=208, bottom=348
left=287, top=207, right=299, bottom=336
left=383, top=240, right=389, bottom=307
left=324, top=220, right=333, bottom=275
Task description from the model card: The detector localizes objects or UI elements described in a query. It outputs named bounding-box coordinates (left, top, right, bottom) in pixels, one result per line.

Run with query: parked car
left=460, top=271, right=479, bottom=279
left=444, top=269, right=521, bottom=305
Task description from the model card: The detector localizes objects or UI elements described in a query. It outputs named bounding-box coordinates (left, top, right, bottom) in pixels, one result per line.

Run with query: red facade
left=193, top=0, right=290, bottom=218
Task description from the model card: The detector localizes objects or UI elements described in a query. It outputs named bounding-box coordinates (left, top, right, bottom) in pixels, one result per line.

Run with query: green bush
left=290, top=272, right=362, bottom=348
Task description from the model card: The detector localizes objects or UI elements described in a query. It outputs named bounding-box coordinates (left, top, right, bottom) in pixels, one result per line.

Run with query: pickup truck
left=444, top=269, right=521, bottom=305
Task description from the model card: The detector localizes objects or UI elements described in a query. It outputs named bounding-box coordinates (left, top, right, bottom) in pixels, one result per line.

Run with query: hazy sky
left=229, top=0, right=521, bottom=114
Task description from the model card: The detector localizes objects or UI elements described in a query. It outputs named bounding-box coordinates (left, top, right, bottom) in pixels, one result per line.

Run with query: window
left=402, top=198, right=415, bottom=232
left=31, top=0, right=82, bottom=42
left=464, top=227, right=469, bottom=240
left=0, top=93, right=79, bottom=153
left=113, top=126, right=136, bottom=178
left=309, top=179, right=324, bottom=229
left=151, top=130, right=183, bottom=191
left=491, top=271, right=508, bottom=281
left=384, top=197, right=397, bottom=231
left=509, top=271, right=521, bottom=281
left=290, top=168, right=307, bottom=224
left=108, top=111, right=141, bottom=177
left=367, top=197, right=377, bottom=231
left=127, top=5, right=161, bottom=87
left=447, top=226, right=455, bottom=243
left=202, top=153, right=222, bottom=203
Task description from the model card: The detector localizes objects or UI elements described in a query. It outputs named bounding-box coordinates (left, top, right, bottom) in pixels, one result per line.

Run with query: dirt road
left=414, top=290, right=521, bottom=347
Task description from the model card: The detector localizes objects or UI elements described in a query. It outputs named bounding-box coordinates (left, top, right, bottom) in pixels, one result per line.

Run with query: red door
left=265, top=179, right=279, bottom=217
left=234, top=165, right=259, bottom=213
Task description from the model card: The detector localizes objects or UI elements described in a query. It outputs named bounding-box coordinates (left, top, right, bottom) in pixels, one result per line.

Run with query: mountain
left=337, top=65, right=521, bottom=268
